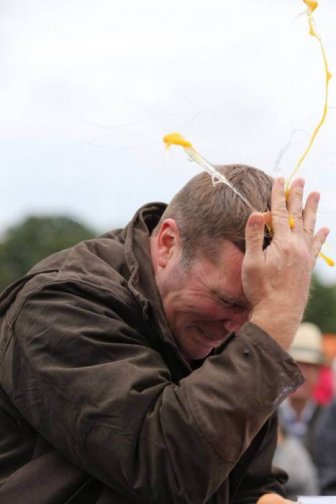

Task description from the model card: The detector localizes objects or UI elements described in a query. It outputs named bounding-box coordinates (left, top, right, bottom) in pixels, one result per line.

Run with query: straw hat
left=289, top=322, right=324, bottom=365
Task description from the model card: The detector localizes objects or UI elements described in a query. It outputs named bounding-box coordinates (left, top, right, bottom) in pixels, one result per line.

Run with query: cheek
left=299, top=365, right=320, bottom=384
left=305, top=372, right=320, bottom=387
left=223, top=308, right=250, bottom=333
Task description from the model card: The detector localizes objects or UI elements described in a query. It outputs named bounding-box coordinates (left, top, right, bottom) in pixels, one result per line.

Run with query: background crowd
left=275, top=322, right=336, bottom=498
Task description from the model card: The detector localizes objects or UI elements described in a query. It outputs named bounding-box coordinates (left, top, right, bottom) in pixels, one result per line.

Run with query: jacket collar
left=123, top=203, right=186, bottom=356
left=123, top=202, right=165, bottom=314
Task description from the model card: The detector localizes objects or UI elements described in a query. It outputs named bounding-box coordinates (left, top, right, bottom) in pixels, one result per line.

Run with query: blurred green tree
left=304, top=274, right=336, bottom=333
left=0, top=215, right=97, bottom=291
left=1, top=217, right=335, bottom=334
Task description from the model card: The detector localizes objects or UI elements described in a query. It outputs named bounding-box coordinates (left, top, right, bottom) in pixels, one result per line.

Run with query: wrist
left=249, top=307, right=303, bottom=351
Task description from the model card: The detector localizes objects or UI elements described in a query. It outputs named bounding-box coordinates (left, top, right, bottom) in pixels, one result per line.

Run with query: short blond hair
left=159, top=164, right=273, bottom=264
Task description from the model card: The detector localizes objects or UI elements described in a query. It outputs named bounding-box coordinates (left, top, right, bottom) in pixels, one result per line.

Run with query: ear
left=155, top=219, right=181, bottom=268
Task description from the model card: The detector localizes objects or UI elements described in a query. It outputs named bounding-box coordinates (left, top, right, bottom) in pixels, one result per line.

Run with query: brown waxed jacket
left=0, top=203, right=303, bottom=504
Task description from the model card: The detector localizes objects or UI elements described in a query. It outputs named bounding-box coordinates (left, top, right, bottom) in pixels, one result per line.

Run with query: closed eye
left=211, top=289, right=248, bottom=310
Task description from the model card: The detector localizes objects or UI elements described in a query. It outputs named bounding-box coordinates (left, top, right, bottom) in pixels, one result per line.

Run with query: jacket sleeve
left=230, top=413, right=288, bottom=503
left=1, top=279, right=303, bottom=504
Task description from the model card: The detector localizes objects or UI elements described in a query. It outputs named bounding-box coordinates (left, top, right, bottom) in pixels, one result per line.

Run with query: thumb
left=245, top=213, right=266, bottom=258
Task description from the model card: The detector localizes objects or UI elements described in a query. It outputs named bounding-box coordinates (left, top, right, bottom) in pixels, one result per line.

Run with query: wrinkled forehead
left=192, top=240, right=247, bottom=300
left=195, top=237, right=245, bottom=267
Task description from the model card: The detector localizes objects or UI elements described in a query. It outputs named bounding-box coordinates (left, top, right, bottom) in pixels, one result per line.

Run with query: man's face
left=290, top=361, right=320, bottom=403
left=157, top=239, right=251, bottom=361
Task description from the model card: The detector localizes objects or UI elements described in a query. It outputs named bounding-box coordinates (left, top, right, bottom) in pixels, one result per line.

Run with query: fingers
left=302, top=191, right=320, bottom=237
left=271, top=177, right=331, bottom=268
left=270, top=177, right=305, bottom=236
left=286, top=178, right=305, bottom=232
left=312, top=227, right=330, bottom=260
left=270, top=177, right=305, bottom=235
left=272, top=178, right=320, bottom=240
left=251, top=177, right=329, bottom=268
left=269, top=178, right=289, bottom=235
left=245, top=212, right=266, bottom=259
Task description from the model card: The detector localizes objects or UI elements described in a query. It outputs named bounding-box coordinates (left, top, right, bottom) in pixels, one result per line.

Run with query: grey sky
left=1, top=0, right=336, bottom=282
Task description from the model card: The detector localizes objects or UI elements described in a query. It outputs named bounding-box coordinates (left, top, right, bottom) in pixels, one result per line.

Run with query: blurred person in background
left=313, top=358, right=333, bottom=406
left=332, top=356, right=336, bottom=396
left=278, top=322, right=325, bottom=460
left=273, top=425, right=319, bottom=499
left=313, top=357, right=336, bottom=495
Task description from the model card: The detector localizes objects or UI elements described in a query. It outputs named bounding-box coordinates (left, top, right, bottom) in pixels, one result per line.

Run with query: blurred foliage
left=0, top=215, right=97, bottom=291
left=304, top=274, right=336, bottom=333
left=0, top=216, right=335, bottom=334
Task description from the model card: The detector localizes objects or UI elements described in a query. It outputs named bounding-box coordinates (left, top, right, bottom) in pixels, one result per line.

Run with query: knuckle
left=304, top=226, right=314, bottom=236
left=279, top=241, right=294, bottom=256
left=272, top=209, right=287, bottom=220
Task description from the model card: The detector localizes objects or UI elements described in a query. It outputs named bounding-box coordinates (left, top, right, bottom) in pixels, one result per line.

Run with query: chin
left=185, top=347, right=215, bottom=362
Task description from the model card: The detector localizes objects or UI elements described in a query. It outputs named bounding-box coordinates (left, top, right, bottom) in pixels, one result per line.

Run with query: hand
left=257, top=493, right=296, bottom=504
left=242, top=177, right=329, bottom=350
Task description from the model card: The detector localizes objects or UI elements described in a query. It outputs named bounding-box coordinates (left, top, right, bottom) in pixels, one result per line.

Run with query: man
left=273, top=425, right=319, bottom=498
left=278, top=322, right=334, bottom=497
left=0, top=164, right=328, bottom=503
left=278, top=322, right=325, bottom=457
left=314, top=397, right=336, bottom=496
left=314, top=362, right=336, bottom=495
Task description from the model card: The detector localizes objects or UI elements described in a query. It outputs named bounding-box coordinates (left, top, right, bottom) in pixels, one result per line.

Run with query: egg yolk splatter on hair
left=162, top=1, right=334, bottom=266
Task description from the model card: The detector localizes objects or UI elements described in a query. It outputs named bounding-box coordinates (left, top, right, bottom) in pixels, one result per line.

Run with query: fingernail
left=315, top=192, right=320, bottom=203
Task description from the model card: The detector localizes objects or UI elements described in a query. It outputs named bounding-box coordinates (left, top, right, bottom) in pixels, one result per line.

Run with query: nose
left=223, top=310, right=250, bottom=333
